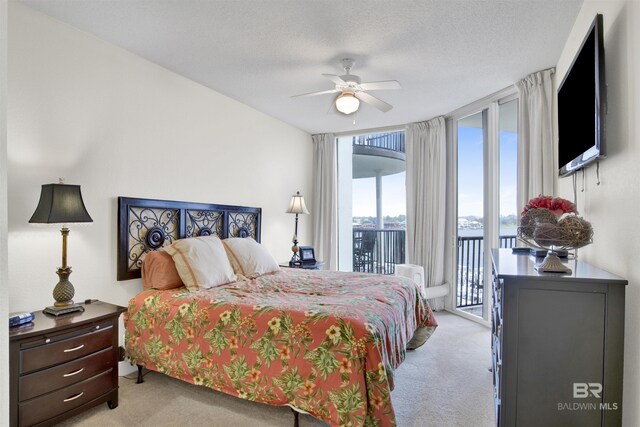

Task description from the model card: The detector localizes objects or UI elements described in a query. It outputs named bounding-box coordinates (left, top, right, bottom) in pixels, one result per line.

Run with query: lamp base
left=53, top=266, right=76, bottom=305
left=290, top=241, right=300, bottom=265
left=43, top=304, right=85, bottom=316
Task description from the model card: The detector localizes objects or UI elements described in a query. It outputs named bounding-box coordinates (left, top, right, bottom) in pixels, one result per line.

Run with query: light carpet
left=58, top=312, right=494, bottom=427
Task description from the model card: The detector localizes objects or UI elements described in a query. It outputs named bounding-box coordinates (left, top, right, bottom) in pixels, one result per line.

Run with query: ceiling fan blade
left=322, top=74, right=347, bottom=85
left=359, top=80, right=401, bottom=91
left=291, top=88, right=339, bottom=98
left=355, top=91, right=393, bottom=112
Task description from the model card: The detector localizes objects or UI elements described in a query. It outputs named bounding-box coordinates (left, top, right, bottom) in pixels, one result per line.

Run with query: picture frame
left=299, top=246, right=316, bottom=264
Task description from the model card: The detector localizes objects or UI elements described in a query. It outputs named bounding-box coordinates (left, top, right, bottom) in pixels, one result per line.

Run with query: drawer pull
left=63, top=344, right=85, bottom=353
left=63, top=368, right=85, bottom=377
left=63, top=392, right=84, bottom=402
left=95, top=325, right=100, bottom=330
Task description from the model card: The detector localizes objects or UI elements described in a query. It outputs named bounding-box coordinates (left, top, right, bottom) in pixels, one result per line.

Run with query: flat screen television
left=557, top=14, right=606, bottom=177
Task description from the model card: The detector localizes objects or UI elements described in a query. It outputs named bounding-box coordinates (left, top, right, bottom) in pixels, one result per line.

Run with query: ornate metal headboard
left=117, top=197, right=261, bottom=281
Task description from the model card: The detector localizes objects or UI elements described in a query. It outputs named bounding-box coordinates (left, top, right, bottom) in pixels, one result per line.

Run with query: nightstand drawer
left=19, top=347, right=114, bottom=401
left=20, top=323, right=112, bottom=374
left=19, top=369, right=113, bottom=427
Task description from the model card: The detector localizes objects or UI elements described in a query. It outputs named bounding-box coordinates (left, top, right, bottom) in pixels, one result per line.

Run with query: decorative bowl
left=517, top=208, right=593, bottom=273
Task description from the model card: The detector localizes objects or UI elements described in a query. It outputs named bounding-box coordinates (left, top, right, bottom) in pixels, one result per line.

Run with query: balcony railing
left=353, top=131, right=405, bottom=153
left=349, top=229, right=517, bottom=308
left=457, top=234, right=517, bottom=308
left=353, top=228, right=405, bottom=275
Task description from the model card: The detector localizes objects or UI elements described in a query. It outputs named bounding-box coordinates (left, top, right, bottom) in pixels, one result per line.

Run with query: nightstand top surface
left=279, top=261, right=324, bottom=269
left=9, top=301, right=127, bottom=340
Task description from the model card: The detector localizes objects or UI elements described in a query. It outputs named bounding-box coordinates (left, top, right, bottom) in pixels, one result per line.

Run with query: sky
left=352, top=171, right=406, bottom=217
left=457, top=127, right=518, bottom=217
left=351, top=127, right=518, bottom=219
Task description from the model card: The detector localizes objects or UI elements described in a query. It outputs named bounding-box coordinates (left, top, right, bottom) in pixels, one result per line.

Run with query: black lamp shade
left=29, top=184, right=93, bottom=224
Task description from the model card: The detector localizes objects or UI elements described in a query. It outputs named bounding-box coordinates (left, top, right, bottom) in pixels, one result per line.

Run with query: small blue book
left=9, top=311, right=34, bottom=328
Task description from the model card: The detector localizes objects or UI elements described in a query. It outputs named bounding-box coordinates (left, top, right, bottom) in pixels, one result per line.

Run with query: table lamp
left=29, top=181, right=93, bottom=316
left=286, top=191, right=309, bottom=266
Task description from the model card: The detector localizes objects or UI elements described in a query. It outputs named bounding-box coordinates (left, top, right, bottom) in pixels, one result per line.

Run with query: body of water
left=457, top=227, right=517, bottom=238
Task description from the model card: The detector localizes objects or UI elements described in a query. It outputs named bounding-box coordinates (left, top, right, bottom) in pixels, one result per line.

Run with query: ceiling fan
left=292, top=58, right=401, bottom=115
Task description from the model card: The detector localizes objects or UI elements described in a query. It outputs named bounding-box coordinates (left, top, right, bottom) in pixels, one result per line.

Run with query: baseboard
left=118, top=361, right=138, bottom=377
left=444, top=308, right=491, bottom=328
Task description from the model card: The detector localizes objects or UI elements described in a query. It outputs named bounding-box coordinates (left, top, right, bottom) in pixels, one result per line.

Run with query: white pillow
left=163, top=235, right=236, bottom=291
left=222, top=238, right=280, bottom=279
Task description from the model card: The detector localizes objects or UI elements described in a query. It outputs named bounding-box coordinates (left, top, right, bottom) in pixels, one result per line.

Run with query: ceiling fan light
left=335, top=92, right=360, bottom=115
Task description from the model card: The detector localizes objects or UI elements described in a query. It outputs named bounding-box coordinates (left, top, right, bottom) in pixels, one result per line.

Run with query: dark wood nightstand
left=279, top=261, right=325, bottom=270
left=9, top=301, right=127, bottom=427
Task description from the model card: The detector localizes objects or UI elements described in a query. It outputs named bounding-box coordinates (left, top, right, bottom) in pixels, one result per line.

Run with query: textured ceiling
left=19, top=0, right=583, bottom=134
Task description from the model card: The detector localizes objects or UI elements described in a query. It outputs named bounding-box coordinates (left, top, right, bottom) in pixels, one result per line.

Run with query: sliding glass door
left=456, top=110, right=490, bottom=319
left=452, top=96, right=518, bottom=322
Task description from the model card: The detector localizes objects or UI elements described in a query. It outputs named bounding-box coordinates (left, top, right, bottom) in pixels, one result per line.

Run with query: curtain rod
left=444, top=85, right=516, bottom=120
left=327, top=84, right=516, bottom=137
left=332, top=124, right=405, bottom=138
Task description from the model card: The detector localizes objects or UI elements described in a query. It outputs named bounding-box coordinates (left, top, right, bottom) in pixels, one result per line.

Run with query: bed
left=119, top=197, right=437, bottom=427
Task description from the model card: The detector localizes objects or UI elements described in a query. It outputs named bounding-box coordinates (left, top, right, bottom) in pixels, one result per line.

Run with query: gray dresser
left=491, top=249, right=626, bottom=427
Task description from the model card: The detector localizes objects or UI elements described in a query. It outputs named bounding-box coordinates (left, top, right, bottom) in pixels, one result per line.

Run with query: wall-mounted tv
left=558, top=14, right=606, bottom=177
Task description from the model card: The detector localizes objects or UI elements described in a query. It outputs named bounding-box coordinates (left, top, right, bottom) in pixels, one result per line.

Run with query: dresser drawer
left=19, top=347, right=114, bottom=401
left=492, top=305, right=502, bottom=340
left=492, top=333, right=501, bottom=364
left=492, top=334, right=502, bottom=398
left=19, top=369, right=114, bottom=427
left=492, top=277, right=503, bottom=312
left=20, top=323, right=113, bottom=374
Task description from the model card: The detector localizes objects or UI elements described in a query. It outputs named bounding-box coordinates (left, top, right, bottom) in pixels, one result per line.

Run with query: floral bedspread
left=125, top=269, right=437, bottom=426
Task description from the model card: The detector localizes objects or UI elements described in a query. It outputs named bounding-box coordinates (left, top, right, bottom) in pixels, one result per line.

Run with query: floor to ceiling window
left=337, top=131, right=406, bottom=274
left=451, top=93, right=518, bottom=322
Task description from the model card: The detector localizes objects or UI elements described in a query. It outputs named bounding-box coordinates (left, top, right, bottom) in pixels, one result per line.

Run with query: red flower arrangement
left=521, top=195, right=577, bottom=217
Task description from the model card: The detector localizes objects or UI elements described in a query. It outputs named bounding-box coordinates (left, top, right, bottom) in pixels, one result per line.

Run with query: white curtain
left=406, top=117, right=447, bottom=311
left=311, top=133, right=338, bottom=270
left=516, top=68, right=556, bottom=212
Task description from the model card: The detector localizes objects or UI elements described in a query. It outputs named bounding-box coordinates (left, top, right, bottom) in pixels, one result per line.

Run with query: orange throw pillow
left=141, top=250, right=184, bottom=290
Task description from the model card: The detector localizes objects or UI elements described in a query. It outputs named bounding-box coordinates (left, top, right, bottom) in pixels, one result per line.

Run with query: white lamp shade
left=335, top=92, right=360, bottom=115
left=286, top=192, right=310, bottom=215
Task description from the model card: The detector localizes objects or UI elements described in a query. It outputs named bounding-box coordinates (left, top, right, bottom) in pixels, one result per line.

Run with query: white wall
left=7, top=3, right=312, bottom=316
left=1, top=0, right=9, bottom=424
left=556, top=1, right=639, bottom=425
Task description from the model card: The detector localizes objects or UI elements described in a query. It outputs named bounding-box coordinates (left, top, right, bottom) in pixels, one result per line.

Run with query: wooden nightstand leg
left=108, top=397, right=118, bottom=409
left=107, top=385, right=119, bottom=409
left=136, top=364, right=144, bottom=384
